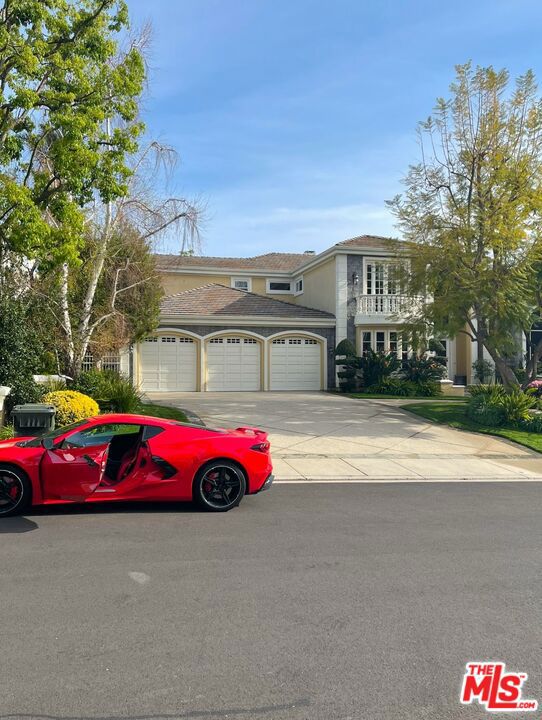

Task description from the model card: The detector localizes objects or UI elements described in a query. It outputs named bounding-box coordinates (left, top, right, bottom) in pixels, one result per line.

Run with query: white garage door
left=206, top=337, right=261, bottom=391
left=270, top=337, right=322, bottom=390
left=139, top=335, right=197, bottom=391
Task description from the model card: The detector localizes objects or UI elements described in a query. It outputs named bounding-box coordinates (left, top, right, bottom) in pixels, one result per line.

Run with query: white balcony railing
left=357, top=294, right=423, bottom=317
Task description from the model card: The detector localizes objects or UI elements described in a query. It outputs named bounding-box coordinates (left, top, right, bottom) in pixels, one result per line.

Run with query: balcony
left=355, top=294, right=423, bottom=325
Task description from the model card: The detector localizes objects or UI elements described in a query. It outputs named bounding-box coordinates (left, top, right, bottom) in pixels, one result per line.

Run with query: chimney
left=304, top=250, right=316, bottom=255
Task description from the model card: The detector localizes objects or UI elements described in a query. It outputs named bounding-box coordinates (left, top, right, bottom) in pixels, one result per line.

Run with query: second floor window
left=365, top=261, right=400, bottom=295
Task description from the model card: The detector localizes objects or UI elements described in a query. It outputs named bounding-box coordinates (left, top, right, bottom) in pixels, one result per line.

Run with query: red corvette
left=0, top=413, right=273, bottom=517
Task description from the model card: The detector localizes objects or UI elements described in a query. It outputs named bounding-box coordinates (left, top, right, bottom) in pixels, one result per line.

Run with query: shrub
left=335, top=340, right=359, bottom=392
left=472, top=359, right=494, bottom=384
left=526, top=379, right=542, bottom=397
left=0, top=425, right=14, bottom=440
left=498, top=390, right=535, bottom=425
left=519, top=414, right=542, bottom=433
left=40, top=377, right=67, bottom=393
left=360, top=350, right=400, bottom=387
left=42, top=390, right=99, bottom=426
left=102, top=373, right=142, bottom=413
left=467, top=384, right=505, bottom=399
left=364, top=378, right=414, bottom=396
left=0, top=294, right=44, bottom=413
left=401, top=355, right=446, bottom=383
left=73, top=370, right=142, bottom=412
left=466, top=395, right=506, bottom=426
left=467, top=387, right=534, bottom=427
left=414, top=381, right=442, bottom=397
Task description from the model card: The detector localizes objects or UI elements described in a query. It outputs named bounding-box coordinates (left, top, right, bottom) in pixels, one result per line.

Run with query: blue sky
left=128, top=0, right=542, bottom=257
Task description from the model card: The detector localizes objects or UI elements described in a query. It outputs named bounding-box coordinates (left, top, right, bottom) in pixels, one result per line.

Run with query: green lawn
left=348, top=393, right=464, bottom=401
left=138, top=403, right=189, bottom=423
left=402, top=400, right=542, bottom=454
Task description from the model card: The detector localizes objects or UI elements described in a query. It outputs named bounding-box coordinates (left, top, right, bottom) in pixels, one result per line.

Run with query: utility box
left=11, top=404, right=56, bottom=438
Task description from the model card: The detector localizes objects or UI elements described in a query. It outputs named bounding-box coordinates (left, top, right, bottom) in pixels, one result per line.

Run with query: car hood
left=0, top=436, right=43, bottom=457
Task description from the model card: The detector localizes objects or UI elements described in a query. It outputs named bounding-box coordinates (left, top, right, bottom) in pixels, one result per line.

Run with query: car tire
left=0, top=464, right=31, bottom=518
left=194, top=460, right=246, bottom=512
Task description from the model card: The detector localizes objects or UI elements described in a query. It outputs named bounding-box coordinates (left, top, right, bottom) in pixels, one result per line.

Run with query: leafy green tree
left=0, top=0, right=145, bottom=270
left=0, top=293, right=43, bottom=412
left=389, top=64, right=542, bottom=389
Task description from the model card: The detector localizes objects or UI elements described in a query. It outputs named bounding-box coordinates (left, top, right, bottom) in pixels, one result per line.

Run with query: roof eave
left=160, top=314, right=335, bottom=327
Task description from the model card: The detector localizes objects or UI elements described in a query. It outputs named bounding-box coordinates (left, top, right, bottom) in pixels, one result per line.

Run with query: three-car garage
left=137, top=332, right=326, bottom=392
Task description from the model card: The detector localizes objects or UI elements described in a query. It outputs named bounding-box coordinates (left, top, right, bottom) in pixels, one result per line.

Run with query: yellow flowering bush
left=42, top=390, right=99, bottom=426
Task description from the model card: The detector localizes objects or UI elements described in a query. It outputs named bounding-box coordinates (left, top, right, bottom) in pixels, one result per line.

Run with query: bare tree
left=51, top=140, right=201, bottom=376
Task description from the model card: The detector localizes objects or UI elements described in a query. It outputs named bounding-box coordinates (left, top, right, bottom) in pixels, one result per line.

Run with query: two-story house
left=124, top=235, right=473, bottom=392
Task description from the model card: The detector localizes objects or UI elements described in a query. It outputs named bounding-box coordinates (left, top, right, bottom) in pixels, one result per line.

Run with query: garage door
left=270, top=337, right=322, bottom=390
left=206, top=337, right=261, bottom=391
left=139, top=335, right=197, bottom=391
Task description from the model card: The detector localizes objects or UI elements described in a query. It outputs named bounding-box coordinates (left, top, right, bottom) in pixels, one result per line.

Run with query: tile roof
left=334, top=235, right=402, bottom=249
left=155, top=252, right=310, bottom=272
left=155, top=235, right=405, bottom=275
left=160, top=284, right=335, bottom=320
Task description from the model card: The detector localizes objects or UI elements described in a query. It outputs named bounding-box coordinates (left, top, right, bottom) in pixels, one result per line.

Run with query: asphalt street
left=1, top=482, right=541, bottom=720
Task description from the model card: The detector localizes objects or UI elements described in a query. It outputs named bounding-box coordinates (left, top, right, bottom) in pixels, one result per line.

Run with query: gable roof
left=155, top=252, right=310, bottom=273
left=160, top=284, right=335, bottom=320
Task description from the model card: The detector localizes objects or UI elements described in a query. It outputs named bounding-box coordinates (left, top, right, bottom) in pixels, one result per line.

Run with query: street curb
left=273, top=476, right=542, bottom=483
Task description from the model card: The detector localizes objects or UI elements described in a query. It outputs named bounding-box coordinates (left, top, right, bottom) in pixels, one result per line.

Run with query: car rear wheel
left=0, top=465, right=31, bottom=518
left=195, top=461, right=246, bottom=512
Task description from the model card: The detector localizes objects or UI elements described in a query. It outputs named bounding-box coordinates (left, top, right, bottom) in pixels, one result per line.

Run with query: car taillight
left=250, top=441, right=270, bottom=452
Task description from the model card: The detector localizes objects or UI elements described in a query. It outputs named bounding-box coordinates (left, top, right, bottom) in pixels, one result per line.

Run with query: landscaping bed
left=402, top=400, right=542, bottom=454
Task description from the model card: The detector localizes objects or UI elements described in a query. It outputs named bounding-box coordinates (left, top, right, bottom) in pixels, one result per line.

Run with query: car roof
left=87, top=413, right=175, bottom=427
left=85, top=414, right=209, bottom=431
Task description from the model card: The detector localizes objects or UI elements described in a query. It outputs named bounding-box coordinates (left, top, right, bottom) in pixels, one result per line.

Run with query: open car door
left=40, top=443, right=108, bottom=502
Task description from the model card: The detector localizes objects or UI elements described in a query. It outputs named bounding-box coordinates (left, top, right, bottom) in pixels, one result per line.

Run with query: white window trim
left=359, top=328, right=406, bottom=357
left=362, top=257, right=409, bottom=296
left=294, top=275, right=304, bottom=296
left=231, top=277, right=252, bottom=292
left=266, top=278, right=293, bottom=294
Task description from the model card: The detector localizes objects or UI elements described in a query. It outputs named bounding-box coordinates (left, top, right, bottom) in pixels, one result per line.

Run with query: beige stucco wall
left=161, top=272, right=231, bottom=296
left=161, top=272, right=302, bottom=303
left=298, top=257, right=336, bottom=313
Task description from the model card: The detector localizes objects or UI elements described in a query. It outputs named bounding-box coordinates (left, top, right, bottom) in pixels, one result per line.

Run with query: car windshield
left=21, top=419, right=89, bottom=448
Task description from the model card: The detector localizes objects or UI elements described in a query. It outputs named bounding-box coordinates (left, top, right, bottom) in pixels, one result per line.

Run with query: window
left=361, top=330, right=404, bottom=357
left=364, top=259, right=403, bottom=295
left=294, top=277, right=304, bottom=295
left=231, top=277, right=251, bottom=292
left=63, top=423, right=143, bottom=449
left=267, top=279, right=292, bottom=294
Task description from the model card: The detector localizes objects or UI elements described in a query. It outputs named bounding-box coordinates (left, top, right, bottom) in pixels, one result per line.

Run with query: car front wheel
left=194, top=461, right=246, bottom=512
left=0, top=465, right=31, bottom=518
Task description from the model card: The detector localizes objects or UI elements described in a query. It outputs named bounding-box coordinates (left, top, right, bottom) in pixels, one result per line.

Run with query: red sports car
left=0, top=413, right=273, bottom=517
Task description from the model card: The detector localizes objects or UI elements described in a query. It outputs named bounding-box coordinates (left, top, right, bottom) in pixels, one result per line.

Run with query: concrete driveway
left=147, top=392, right=542, bottom=481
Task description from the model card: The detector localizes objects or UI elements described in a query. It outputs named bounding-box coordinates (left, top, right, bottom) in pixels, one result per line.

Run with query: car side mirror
left=41, top=437, right=57, bottom=450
